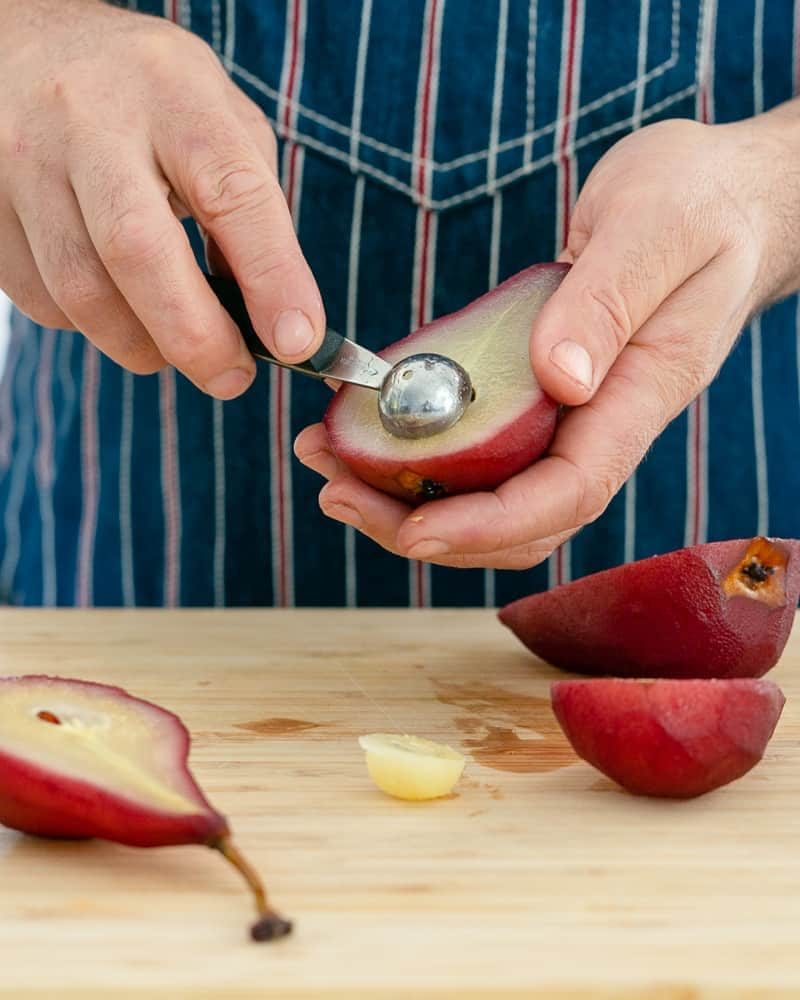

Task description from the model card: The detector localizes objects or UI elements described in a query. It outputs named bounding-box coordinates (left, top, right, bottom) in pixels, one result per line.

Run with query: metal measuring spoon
left=206, top=274, right=474, bottom=439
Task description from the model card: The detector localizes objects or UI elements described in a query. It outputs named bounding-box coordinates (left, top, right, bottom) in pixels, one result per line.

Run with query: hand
left=0, top=0, right=324, bottom=398
left=295, top=105, right=800, bottom=568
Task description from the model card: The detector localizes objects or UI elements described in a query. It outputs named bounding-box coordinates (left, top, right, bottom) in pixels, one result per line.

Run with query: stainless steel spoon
left=206, top=274, right=474, bottom=439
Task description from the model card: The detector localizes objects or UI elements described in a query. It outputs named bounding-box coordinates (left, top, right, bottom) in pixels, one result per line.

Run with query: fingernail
left=550, top=339, right=593, bottom=391
left=321, top=501, right=363, bottom=530
left=205, top=368, right=254, bottom=399
left=406, top=539, right=450, bottom=560
left=273, top=309, right=317, bottom=359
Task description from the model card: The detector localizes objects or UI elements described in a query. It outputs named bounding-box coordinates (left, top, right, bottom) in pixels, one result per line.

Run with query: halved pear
left=358, top=733, right=466, bottom=800
left=325, top=264, right=566, bottom=503
left=0, top=675, right=290, bottom=941
left=551, top=677, right=785, bottom=798
left=499, top=537, right=800, bottom=679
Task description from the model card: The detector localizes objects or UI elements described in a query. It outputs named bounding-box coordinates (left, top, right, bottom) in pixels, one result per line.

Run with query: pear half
left=0, top=675, right=290, bottom=941
left=551, top=677, right=785, bottom=798
left=500, top=537, right=800, bottom=679
left=325, top=263, right=566, bottom=503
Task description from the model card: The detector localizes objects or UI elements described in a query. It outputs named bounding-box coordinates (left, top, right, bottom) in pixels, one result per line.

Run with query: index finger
left=68, top=142, right=256, bottom=399
left=159, top=114, right=325, bottom=364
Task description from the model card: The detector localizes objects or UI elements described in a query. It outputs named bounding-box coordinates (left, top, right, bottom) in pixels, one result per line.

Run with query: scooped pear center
left=722, top=536, right=788, bottom=608
left=337, top=272, right=558, bottom=461
left=32, top=701, right=110, bottom=732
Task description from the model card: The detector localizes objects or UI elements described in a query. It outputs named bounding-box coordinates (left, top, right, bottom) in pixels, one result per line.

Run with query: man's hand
left=295, top=105, right=800, bottom=568
left=0, top=0, right=324, bottom=398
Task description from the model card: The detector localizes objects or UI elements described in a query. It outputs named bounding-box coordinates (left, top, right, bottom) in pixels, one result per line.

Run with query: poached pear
left=0, top=675, right=290, bottom=941
left=500, top=537, right=800, bottom=679
left=324, top=263, right=565, bottom=503
left=551, top=677, right=786, bottom=798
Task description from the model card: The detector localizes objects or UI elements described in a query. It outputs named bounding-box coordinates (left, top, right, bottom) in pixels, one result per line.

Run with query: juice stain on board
left=433, top=680, right=577, bottom=774
left=235, top=718, right=321, bottom=737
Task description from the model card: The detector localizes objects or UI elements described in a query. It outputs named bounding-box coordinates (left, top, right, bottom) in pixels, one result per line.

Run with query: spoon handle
left=204, top=273, right=344, bottom=379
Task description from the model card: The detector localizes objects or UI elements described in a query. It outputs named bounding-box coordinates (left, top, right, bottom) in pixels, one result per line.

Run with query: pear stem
left=211, top=835, right=293, bottom=942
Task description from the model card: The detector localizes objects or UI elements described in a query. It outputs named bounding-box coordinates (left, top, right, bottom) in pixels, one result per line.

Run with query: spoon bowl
left=378, top=353, right=474, bottom=439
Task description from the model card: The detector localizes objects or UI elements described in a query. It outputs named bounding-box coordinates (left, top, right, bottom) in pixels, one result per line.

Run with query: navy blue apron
left=1, top=0, right=798, bottom=607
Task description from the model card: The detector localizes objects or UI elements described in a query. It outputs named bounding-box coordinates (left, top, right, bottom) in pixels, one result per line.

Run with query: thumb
left=531, top=223, right=695, bottom=406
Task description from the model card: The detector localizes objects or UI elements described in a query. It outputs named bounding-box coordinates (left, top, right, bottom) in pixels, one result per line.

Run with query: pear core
left=359, top=733, right=466, bottom=801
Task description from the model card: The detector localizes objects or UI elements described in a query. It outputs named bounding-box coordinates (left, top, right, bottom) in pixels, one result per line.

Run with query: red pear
left=324, top=263, right=564, bottom=503
left=551, top=677, right=785, bottom=798
left=499, top=537, right=800, bottom=679
left=0, top=675, right=290, bottom=941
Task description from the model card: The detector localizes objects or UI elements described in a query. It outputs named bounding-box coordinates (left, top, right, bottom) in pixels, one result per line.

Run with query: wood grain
left=0, top=608, right=798, bottom=999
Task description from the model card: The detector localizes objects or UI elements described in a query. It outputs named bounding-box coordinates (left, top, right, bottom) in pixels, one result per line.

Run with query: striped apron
left=1, top=0, right=798, bottom=607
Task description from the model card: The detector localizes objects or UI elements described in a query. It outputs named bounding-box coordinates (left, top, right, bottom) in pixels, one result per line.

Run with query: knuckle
left=117, top=336, right=165, bottom=375
left=561, top=455, right=614, bottom=527
left=0, top=271, right=67, bottom=328
left=565, top=220, right=592, bottom=261
left=179, top=28, right=220, bottom=65
left=46, top=239, right=109, bottom=314
left=237, top=248, right=305, bottom=295
left=156, top=319, right=220, bottom=371
left=578, top=476, right=615, bottom=526
left=238, top=90, right=271, bottom=126
left=190, top=156, right=274, bottom=224
left=50, top=269, right=107, bottom=315
left=237, top=94, right=278, bottom=152
left=83, top=319, right=165, bottom=375
left=97, top=205, right=167, bottom=271
left=583, top=283, right=632, bottom=355
left=133, top=22, right=206, bottom=78
left=134, top=31, right=232, bottom=128
left=21, top=297, right=69, bottom=329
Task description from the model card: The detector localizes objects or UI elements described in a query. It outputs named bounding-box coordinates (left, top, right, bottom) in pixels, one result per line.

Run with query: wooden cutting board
left=0, top=608, right=798, bottom=999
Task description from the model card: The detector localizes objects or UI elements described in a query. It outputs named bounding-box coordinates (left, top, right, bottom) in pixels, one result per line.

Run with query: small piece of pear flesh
left=358, top=733, right=466, bottom=800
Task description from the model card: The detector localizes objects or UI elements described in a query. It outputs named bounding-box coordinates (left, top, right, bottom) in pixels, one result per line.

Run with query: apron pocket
left=228, top=0, right=707, bottom=211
